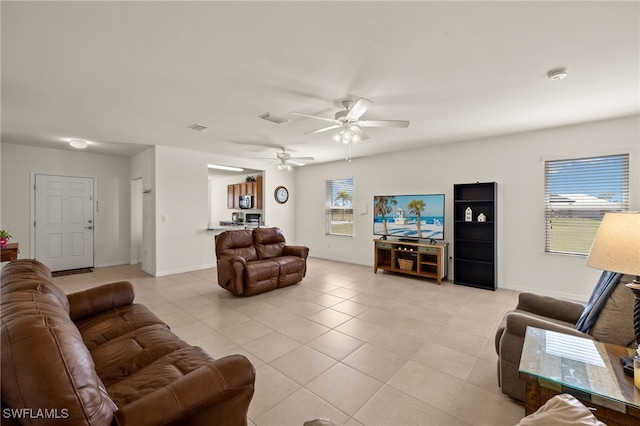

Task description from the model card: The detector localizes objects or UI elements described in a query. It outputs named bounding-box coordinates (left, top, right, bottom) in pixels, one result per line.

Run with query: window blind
left=325, top=177, right=354, bottom=236
left=544, top=153, right=629, bottom=255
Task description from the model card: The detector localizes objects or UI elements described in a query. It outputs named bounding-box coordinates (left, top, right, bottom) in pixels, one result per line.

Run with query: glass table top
left=520, top=327, right=640, bottom=409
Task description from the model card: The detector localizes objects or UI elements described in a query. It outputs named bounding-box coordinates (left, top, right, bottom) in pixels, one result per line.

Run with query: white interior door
left=35, top=174, right=95, bottom=271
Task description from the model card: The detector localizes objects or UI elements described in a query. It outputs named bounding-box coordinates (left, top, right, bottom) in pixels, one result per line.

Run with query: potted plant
left=0, top=230, right=12, bottom=248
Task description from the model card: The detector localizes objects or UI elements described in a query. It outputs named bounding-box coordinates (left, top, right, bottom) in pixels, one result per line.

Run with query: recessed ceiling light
left=69, top=139, right=88, bottom=149
left=547, top=67, right=568, bottom=80
left=207, top=164, right=244, bottom=172
left=189, top=124, right=208, bottom=131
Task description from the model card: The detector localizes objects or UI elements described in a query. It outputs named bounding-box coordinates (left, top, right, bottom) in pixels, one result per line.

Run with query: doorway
left=131, top=178, right=143, bottom=264
left=33, top=174, right=95, bottom=271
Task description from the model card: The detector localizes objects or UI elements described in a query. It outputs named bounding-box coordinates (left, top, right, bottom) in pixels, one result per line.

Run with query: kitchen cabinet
left=227, top=176, right=263, bottom=209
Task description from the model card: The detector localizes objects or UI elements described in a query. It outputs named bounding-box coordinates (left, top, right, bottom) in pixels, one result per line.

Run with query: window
left=545, top=153, right=629, bottom=255
left=326, top=177, right=354, bottom=236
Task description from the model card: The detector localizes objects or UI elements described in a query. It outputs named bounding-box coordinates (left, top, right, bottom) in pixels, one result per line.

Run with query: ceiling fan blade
left=347, top=98, right=373, bottom=120
left=290, top=112, right=336, bottom=123
left=358, top=119, right=410, bottom=128
left=351, top=126, right=369, bottom=141
left=291, top=156, right=315, bottom=161
left=304, top=124, right=342, bottom=135
left=288, top=159, right=306, bottom=166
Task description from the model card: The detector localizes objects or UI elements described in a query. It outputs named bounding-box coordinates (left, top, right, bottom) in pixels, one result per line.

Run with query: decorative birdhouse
left=465, top=207, right=473, bottom=222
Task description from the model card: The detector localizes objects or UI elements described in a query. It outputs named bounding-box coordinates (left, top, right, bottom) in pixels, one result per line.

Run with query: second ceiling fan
left=291, top=97, right=410, bottom=144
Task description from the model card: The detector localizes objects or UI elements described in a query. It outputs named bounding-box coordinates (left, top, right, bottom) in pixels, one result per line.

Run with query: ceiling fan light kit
left=291, top=97, right=409, bottom=158
left=277, top=162, right=293, bottom=172
left=256, top=147, right=315, bottom=171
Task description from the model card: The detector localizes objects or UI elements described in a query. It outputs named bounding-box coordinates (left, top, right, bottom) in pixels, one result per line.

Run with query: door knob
left=85, top=226, right=93, bottom=230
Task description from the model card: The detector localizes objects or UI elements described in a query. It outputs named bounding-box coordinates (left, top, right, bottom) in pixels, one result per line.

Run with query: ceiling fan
left=258, top=148, right=314, bottom=171
left=290, top=97, right=410, bottom=144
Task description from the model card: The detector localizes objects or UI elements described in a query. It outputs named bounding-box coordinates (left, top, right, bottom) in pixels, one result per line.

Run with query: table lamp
left=585, top=212, right=640, bottom=363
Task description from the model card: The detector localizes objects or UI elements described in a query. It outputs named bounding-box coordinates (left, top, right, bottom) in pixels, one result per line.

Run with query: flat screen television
left=373, top=194, right=445, bottom=241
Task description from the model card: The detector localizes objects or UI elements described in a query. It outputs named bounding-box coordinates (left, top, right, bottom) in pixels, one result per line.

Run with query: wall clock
left=274, top=186, right=289, bottom=204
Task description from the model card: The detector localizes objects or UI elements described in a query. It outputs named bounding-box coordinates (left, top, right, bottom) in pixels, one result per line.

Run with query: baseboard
left=308, top=254, right=373, bottom=268
left=500, top=284, right=589, bottom=303
left=154, top=262, right=217, bottom=277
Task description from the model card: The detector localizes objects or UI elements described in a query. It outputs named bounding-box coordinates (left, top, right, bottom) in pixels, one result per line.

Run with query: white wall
left=0, top=143, right=132, bottom=267
left=152, top=146, right=297, bottom=276
left=295, top=115, right=640, bottom=301
left=3, top=115, right=636, bottom=300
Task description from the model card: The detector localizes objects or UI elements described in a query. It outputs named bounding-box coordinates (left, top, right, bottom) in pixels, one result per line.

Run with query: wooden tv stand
left=373, top=239, right=448, bottom=284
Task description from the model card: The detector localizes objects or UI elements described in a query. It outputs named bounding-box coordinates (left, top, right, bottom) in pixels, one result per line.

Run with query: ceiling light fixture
left=277, top=162, right=292, bottom=172
left=69, top=139, right=88, bottom=149
left=207, top=164, right=244, bottom=172
left=189, top=124, right=208, bottom=131
left=547, top=67, right=568, bottom=80
left=333, top=126, right=361, bottom=145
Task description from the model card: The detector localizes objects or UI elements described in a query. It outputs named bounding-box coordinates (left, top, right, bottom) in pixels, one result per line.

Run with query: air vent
left=188, top=124, right=208, bottom=131
left=258, top=113, right=290, bottom=125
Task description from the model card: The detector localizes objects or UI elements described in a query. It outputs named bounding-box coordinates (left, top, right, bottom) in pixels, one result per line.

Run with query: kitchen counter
left=207, top=223, right=267, bottom=232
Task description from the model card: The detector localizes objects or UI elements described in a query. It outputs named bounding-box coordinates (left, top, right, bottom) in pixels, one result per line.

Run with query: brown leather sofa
left=494, top=274, right=636, bottom=402
left=1, top=259, right=255, bottom=426
left=216, top=227, right=309, bottom=296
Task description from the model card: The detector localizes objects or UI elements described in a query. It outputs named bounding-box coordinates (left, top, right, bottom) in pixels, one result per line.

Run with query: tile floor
left=53, top=257, right=525, bottom=426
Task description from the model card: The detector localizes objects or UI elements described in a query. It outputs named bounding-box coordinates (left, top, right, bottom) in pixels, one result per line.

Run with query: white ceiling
left=2, top=1, right=638, bottom=164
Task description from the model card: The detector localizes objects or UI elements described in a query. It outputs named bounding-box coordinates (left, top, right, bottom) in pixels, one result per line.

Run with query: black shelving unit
left=453, top=182, right=497, bottom=290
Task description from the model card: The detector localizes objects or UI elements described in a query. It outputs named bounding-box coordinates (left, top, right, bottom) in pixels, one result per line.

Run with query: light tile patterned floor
left=53, top=257, right=525, bottom=426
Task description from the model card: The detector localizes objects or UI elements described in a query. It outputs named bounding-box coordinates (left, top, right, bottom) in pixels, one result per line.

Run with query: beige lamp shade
left=585, top=212, right=640, bottom=275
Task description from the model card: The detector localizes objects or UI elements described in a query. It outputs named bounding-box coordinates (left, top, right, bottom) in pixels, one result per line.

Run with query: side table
left=519, top=327, right=640, bottom=426
left=1, top=242, right=19, bottom=262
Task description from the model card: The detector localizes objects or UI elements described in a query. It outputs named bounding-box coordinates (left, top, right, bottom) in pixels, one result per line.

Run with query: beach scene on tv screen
left=374, top=194, right=444, bottom=239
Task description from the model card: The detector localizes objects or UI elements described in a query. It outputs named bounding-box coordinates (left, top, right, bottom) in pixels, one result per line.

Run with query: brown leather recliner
left=1, top=259, right=255, bottom=426
left=216, top=227, right=309, bottom=296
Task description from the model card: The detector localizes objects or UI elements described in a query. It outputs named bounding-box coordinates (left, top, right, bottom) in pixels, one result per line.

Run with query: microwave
left=239, top=195, right=253, bottom=209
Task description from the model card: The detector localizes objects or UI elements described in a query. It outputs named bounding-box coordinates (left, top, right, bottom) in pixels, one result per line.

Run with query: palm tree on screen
left=408, top=199, right=426, bottom=238
left=374, top=196, right=397, bottom=236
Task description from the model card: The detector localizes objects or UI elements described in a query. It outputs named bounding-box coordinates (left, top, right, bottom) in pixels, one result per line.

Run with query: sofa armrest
left=115, top=354, right=255, bottom=426
left=516, top=293, right=585, bottom=324
left=504, top=313, right=594, bottom=341
left=67, top=281, right=135, bottom=321
left=216, top=255, right=247, bottom=296
left=284, top=245, right=309, bottom=259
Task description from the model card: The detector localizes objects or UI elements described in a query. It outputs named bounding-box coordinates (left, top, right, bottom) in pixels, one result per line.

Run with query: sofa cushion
left=244, top=260, right=279, bottom=296
left=588, top=275, right=636, bottom=346
left=1, top=277, right=70, bottom=313
left=516, top=394, right=605, bottom=426
left=253, top=227, right=286, bottom=259
left=76, top=303, right=168, bottom=350
left=106, top=346, right=215, bottom=407
left=216, top=229, right=258, bottom=261
left=90, top=324, right=190, bottom=386
left=1, top=291, right=116, bottom=425
left=270, top=256, right=306, bottom=287
left=0, top=258, right=53, bottom=282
